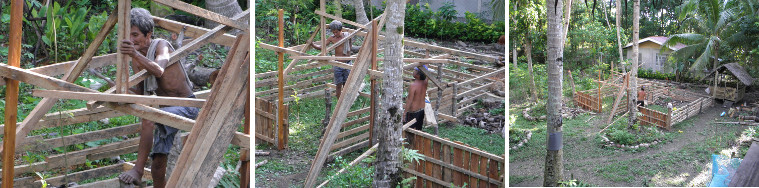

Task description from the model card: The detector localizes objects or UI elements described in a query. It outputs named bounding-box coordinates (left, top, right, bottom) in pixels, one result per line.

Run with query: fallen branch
left=255, top=160, right=268, bottom=168
left=255, top=151, right=270, bottom=156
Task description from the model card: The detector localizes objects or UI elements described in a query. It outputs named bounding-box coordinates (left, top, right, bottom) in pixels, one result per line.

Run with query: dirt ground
left=509, top=100, right=750, bottom=186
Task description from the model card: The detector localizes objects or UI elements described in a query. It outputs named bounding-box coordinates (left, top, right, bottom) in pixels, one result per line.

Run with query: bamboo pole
left=277, top=9, right=286, bottom=150
left=3, top=0, right=22, bottom=186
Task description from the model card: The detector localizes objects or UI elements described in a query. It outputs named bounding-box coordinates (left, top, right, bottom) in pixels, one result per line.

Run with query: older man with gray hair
left=310, top=20, right=361, bottom=99
left=117, top=8, right=197, bottom=188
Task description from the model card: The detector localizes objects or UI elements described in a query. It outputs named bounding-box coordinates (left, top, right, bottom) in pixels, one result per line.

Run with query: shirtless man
left=310, top=20, right=359, bottom=99
left=118, top=8, right=198, bottom=188
left=637, top=87, right=646, bottom=107
left=404, top=67, right=429, bottom=130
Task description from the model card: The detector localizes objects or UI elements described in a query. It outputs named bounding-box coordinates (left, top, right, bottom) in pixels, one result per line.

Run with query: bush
left=404, top=3, right=504, bottom=42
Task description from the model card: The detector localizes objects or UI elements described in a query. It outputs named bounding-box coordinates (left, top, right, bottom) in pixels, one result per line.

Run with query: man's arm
left=121, top=40, right=168, bottom=78
left=404, top=85, right=415, bottom=118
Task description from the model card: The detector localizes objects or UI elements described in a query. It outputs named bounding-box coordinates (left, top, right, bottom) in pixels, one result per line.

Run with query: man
left=310, top=20, right=359, bottom=99
left=404, top=66, right=429, bottom=130
left=637, top=87, right=646, bottom=107
left=118, top=8, right=197, bottom=188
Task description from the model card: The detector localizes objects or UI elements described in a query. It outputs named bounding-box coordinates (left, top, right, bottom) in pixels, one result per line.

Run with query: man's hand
left=120, top=40, right=139, bottom=57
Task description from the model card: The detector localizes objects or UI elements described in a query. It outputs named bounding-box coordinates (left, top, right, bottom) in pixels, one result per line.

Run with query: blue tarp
left=709, top=154, right=743, bottom=187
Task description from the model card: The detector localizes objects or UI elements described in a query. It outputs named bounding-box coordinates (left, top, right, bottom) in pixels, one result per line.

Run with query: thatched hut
left=703, top=63, right=755, bottom=102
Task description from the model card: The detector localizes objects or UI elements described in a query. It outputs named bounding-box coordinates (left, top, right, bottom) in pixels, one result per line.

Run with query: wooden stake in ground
left=277, top=9, right=286, bottom=150
left=2, top=1, right=23, bottom=187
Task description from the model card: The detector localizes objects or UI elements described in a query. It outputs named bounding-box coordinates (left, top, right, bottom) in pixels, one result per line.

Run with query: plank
left=153, top=0, right=247, bottom=30
left=16, top=123, right=139, bottom=154
left=167, top=33, right=250, bottom=187
left=606, top=74, right=629, bottom=124
left=0, top=54, right=116, bottom=87
left=432, top=141, right=443, bottom=186
left=153, top=16, right=236, bottom=46
left=167, top=9, right=249, bottom=67
left=414, top=154, right=503, bottom=186
left=405, top=128, right=504, bottom=163
left=115, top=0, right=131, bottom=94
left=2, top=1, right=22, bottom=185
left=478, top=154, right=488, bottom=188
left=336, top=124, right=369, bottom=140
left=278, top=9, right=287, bottom=151
left=402, top=167, right=449, bottom=187
left=33, top=90, right=206, bottom=107
left=423, top=137, right=433, bottom=188
left=329, top=132, right=369, bottom=151
left=304, top=23, right=377, bottom=187
left=453, top=147, right=463, bottom=186
left=488, top=160, right=500, bottom=187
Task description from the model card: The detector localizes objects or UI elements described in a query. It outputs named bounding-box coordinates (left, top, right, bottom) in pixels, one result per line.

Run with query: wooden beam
left=167, top=9, right=249, bottom=66
left=282, top=25, right=320, bottom=75
left=153, top=16, right=236, bottom=46
left=318, top=143, right=378, bottom=187
left=278, top=9, right=286, bottom=151
left=33, top=90, right=206, bottom=108
left=30, top=163, right=123, bottom=187
left=167, top=34, right=250, bottom=187
left=0, top=54, right=117, bottom=86
left=304, top=23, right=377, bottom=187
left=404, top=127, right=504, bottom=163
left=153, top=0, right=248, bottom=30
left=458, top=68, right=505, bottom=86
left=116, top=0, right=131, bottom=94
left=3, top=0, right=22, bottom=186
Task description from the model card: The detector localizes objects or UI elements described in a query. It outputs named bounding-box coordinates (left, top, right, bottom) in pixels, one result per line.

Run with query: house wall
left=625, top=41, right=674, bottom=73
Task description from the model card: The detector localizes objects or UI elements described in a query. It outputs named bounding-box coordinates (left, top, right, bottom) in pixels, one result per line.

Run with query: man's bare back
left=407, top=80, right=427, bottom=112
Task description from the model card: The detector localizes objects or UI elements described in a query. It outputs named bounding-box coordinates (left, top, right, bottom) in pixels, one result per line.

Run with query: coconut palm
left=662, top=0, right=741, bottom=77
left=544, top=0, right=564, bottom=186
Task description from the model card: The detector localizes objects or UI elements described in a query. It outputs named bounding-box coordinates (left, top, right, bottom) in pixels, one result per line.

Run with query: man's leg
left=119, top=119, right=155, bottom=184
left=152, top=153, right=169, bottom=188
left=336, top=83, right=344, bottom=100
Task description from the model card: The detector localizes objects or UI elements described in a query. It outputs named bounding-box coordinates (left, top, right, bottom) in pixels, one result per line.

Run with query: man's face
left=331, top=29, right=341, bottom=37
left=130, top=26, right=151, bottom=52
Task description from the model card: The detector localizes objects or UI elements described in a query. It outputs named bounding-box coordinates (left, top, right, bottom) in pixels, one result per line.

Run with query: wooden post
left=116, top=0, right=131, bottom=94
left=277, top=9, right=286, bottom=150
left=598, top=70, right=602, bottom=112
left=240, top=84, right=250, bottom=187
left=451, top=83, right=458, bottom=122
left=2, top=0, right=22, bottom=186
left=435, top=65, right=442, bottom=135
left=369, top=19, right=378, bottom=146
left=323, top=88, right=332, bottom=127
left=568, top=70, right=575, bottom=100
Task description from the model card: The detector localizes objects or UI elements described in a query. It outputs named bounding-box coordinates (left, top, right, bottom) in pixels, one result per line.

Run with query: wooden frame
left=1, top=1, right=252, bottom=187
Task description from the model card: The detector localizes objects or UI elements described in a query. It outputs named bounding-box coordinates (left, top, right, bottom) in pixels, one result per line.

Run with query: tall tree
left=663, top=0, right=740, bottom=78
left=373, top=0, right=405, bottom=186
left=628, top=0, right=639, bottom=128
left=616, top=0, right=624, bottom=63
left=354, top=0, right=370, bottom=24
left=514, top=0, right=545, bottom=102
left=544, top=0, right=564, bottom=186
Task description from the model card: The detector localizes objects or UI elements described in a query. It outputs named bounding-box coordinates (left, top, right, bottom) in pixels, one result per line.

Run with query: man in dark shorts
left=404, top=66, right=429, bottom=130
left=637, top=87, right=646, bottom=107
left=117, top=8, right=197, bottom=188
left=310, top=20, right=360, bottom=99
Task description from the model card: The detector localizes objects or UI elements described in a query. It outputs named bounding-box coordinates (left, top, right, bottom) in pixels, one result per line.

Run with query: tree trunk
left=205, top=0, right=243, bottom=29
left=544, top=0, right=564, bottom=186
left=512, top=2, right=518, bottom=69
left=628, top=0, right=639, bottom=128
left=373, top=0, right=405, bottom=187
left=354, top=0, right=370, bottom=24
left=525, top=37, right=539, bottom=103
left=616, top=0, right=624, bottom=66
left=562, top=0, right=573, bottom=42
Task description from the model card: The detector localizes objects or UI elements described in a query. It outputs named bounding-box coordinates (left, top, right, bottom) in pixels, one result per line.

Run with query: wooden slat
left=153, top=0, right=247, bottom=30
left=453, top=147, right=463, bottom=186
left=330, top=132, right=369, bottom=151
left=336, top=124, right=369, bottom=140
left=153, top=16, right=235, bottom=46
left=403, top=168, right=450, bottom=187
left=32, top=90, right=206, bottom=108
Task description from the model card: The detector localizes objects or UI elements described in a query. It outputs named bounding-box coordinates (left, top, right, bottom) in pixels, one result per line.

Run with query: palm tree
left=628, top=0, right=639, bottom=128
left=373, top=0, right=405, bottom=186
left=662, top=0, right=740, bottom=77
left=544, top=0, right=564, bottom=186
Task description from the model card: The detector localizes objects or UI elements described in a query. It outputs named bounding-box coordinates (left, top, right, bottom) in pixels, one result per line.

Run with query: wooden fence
left=671, top=97, right=713, bottom=125
left=574, top=90, right=602, bottom=113
left=403, top=128, right=504, bottom=188
left=637, top=106, right=670, bottom=130
left=255, top=97, right=288, bottom=149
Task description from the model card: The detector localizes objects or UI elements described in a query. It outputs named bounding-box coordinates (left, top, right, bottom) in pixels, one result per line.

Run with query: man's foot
left=118, top=169, right=143, bottom=185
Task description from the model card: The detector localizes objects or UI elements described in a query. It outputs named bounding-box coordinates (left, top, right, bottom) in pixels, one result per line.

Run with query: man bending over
left=118, top=8, right=197, bottom=188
